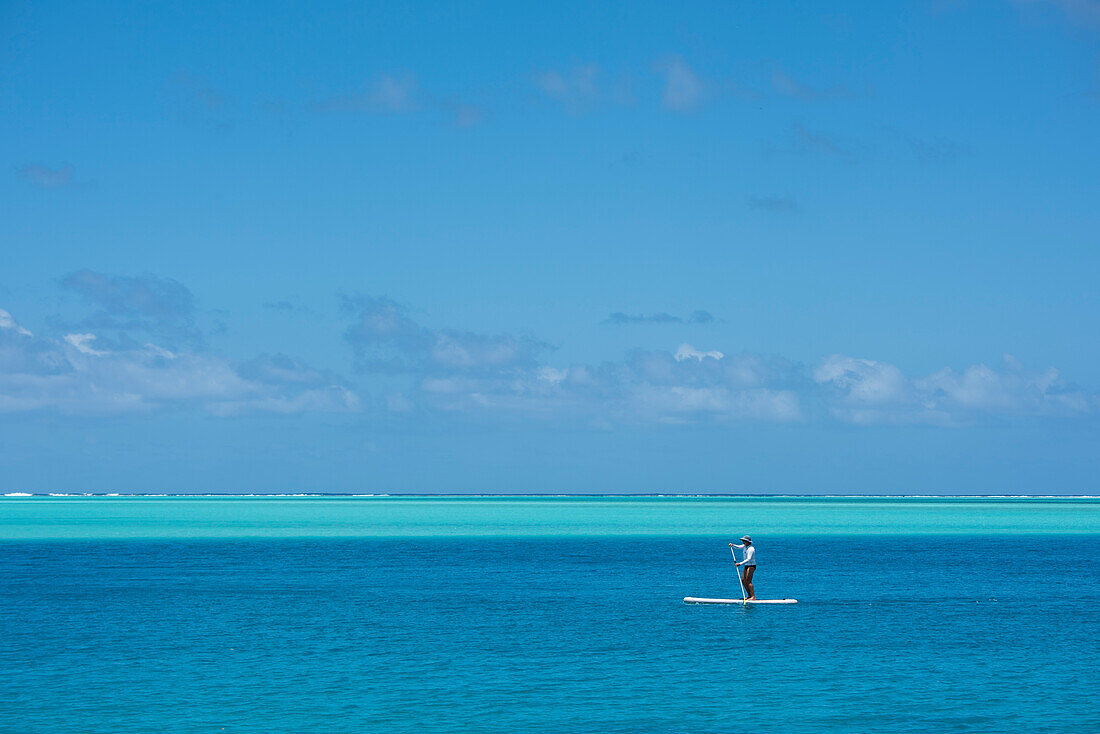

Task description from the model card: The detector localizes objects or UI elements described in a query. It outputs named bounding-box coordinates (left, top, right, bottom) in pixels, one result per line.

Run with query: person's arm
left=729, top=542, right=744, bottom=565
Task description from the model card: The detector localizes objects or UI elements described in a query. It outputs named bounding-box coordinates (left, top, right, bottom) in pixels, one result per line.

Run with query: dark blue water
left=2, top=536, right=1099, bottom=732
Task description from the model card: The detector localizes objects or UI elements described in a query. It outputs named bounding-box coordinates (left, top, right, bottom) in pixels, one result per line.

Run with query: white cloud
left=60, top=269, right=202, bottom=346
left=396, top=345, right=802, bottom=426
left=815, top=355, right=909, bottom=404
left=63, top=333, right=107, bottom=356
left=675, top=344, right=724, bottom=362
left=340, top=296, right=1097, bottom=428
left=343, top=294, right=549, bottom=374
left=632, top=385, right=801, bottom=422
left=394, top=335, right=1095, bottom=428
left=0, top=308, right=359, bottom=416
left=816, top=353, right=1095, bottom=424
left=7, top=285, right=1098, bottom=433
left=431, top=332, right=533, bottom=369
left=916, top=362, right=1081, bottom=415
left=537, top=366, right=567, bottom=384
left=0, top=309, right=32, bottom=336
left=207, top=386, right=359, bottom=417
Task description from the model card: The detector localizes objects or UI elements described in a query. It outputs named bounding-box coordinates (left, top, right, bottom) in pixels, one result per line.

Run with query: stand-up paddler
left=729, top=535, right=756, bottom=600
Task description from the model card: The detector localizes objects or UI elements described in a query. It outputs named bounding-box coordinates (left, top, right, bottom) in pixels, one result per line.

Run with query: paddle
left=729, top=543, right=747, bottom=601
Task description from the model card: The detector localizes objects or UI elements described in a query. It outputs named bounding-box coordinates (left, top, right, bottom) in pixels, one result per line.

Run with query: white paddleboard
left=683, top=597, right=797, bottom=605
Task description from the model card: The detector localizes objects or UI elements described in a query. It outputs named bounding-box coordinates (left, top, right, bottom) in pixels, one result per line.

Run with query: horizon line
left=4, top=492, right=1099, bottom=499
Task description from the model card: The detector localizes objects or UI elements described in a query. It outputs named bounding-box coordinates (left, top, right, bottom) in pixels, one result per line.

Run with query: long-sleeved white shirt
left=732, top=543, right=756, bottom=566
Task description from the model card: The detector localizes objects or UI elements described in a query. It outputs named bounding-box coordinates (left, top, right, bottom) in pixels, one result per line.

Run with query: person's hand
left=729, top=543, right=734, bottom=547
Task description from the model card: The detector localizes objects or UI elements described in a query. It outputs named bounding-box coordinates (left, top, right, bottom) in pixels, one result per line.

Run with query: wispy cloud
left=654, top=56, right=705, bottom=111
left=369, top=74, right=420, bottom=113
left=0, top=308, right=357, bottom=416
left=535, top=64, right=601, bottom=110
left=315, top=73, right=483, bottom=127
left=62, top=270, right=195, bottom=321
left=316, top=73, right=421, bottom=114
left=2, top=271, right=358, bottom=415
left=413, top=347, right=804, bottom=425
left=339, top=298, right=800, bottom=424
left=18, top=164, right=74, bottom=188
left=5, top=287, right=1096, bottom=428
left=342, top=295, right=550, bottom=375
left=674, top=344, right=725, bottom=361
left=814, top=354, right=1095, bottom=424
left=0, top=309, right=33, bottom=337
left=533, top=64, right=636, bottom=113
left=433, top=348, right=1096, bottom=427
left=604, top=310, right=716, bottom=325
left=59, top=270, right=202, bottom=346
left=340, top=298, right=1097, bottom=427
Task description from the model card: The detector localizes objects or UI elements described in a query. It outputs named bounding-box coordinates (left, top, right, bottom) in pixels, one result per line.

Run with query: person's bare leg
left=743, top=566, right=755, bottom=600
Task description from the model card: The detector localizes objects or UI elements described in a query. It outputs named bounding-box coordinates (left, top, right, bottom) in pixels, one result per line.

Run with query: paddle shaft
left=730, top=545, right=747, bottom=600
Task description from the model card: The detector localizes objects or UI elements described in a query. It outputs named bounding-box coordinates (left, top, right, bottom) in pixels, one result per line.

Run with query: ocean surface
left=1, top=496, right=1098, bottom=733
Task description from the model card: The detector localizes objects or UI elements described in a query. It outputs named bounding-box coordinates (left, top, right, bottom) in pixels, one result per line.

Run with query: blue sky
left=1, top=0, right=1098, bottom=493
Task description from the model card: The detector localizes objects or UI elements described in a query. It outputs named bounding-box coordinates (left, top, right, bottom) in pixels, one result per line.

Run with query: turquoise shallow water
left=2, top=495, right=1099, bottom=538
left=2, top=497, right=1099, bottom=732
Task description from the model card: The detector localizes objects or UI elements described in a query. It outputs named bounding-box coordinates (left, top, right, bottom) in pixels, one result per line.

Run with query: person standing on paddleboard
left=730, top=536, right=756, bottom=600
